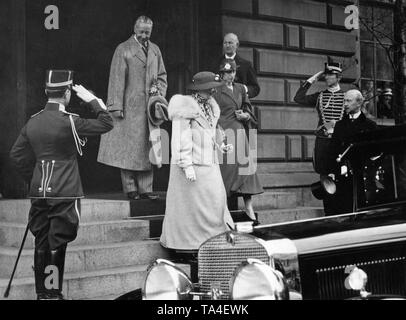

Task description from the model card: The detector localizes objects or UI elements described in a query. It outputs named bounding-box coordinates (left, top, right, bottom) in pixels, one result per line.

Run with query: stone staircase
left=0, top=187, right=323, bottom=300
left=0, top=199, right=171, bottom=300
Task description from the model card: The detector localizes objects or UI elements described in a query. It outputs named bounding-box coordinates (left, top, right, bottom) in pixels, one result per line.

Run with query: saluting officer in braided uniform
left=9, top=70, right=114, bottom=299
left=294, top=63, right=345, bottom=214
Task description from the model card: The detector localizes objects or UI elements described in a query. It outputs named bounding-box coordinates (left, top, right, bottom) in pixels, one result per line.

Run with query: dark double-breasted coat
left=325, top=113, right=378, bottom=215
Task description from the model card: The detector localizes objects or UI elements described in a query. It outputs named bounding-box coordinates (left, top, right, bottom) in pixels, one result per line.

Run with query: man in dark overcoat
left=329, top=89, right=378, bottom=215
left=217, top=33, right=260, bottom=99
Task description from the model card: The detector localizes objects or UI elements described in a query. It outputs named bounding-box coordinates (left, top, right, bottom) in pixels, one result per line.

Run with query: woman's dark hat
left=311, top=176, right=337, bottom=200
left=219, top=59, right=237, bottom=72
left=187, top=71, right=223, bottom=91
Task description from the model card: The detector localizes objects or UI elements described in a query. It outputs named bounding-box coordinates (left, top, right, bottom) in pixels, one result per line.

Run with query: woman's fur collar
left=168, top=94, right=220, bottom=120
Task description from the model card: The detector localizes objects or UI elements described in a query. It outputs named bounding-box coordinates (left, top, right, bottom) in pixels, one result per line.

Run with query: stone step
left=82, top=294, right=119, bottom=300
left=0, top=265, right=148, bottom=300
left=89, top=192, right=167, bottom=217
left=257, top=207, right=325, bottom=225
left=242, top=187, right=322, bottom=209
left=0, top=240, right=170, bottom=278
left=238, top=191, right=299, bottom=210
left=258, top=172, right=319, bottom=188
left=136, top=207, right=325, bottom=239
left=0, top=219, right=149, bottom=249
left=0, top=262, right=191, bottom=300
left=0, top=199, right=131, bottom=224
left=257, top=162, right=315, bottom=174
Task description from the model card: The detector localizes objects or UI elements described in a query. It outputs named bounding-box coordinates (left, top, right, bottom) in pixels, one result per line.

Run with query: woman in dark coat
left=214, top=59, right=263, bottom=223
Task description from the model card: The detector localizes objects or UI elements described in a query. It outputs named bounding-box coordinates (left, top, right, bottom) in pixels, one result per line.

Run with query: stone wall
left=220, top=0, right=359, bottom=188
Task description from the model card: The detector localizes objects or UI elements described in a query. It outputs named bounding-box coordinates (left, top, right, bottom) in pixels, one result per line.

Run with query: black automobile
left=139, top=125, right=406, bottom=300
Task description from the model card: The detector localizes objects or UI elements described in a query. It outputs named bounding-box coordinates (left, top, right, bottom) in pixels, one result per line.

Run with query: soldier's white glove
left=184, top=166, right=196, bottom=182
left=306, top=71, right=324, bottom=84
left=73, top=85, right=107, bottom=110
left=324, top=120, right=336, bottom=135
left=73, top=85, right=97, bottom=103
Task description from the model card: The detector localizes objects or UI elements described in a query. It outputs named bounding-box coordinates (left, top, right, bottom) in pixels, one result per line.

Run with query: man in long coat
left=98, top=16, right=167, bottom=200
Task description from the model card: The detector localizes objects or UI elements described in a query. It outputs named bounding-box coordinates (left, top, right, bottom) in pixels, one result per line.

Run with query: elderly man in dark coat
left=329, top=89, right=378, bottom=215
left=217, top=33, right=260, bottom=99
left=98, top=16, right=167, bottom=200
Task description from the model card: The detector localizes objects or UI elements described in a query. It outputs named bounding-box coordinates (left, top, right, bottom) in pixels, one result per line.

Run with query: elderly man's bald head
left=223, top=33, right=240, bottom=56
left=224, top=33, right=239, bottom=43
left=344, top=89, right=364, bottom=115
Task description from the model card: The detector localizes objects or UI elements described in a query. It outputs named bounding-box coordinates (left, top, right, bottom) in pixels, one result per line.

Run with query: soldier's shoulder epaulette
left=30, top=110, right=44, bottom=118
left=61, top=110, right=80, bottom=117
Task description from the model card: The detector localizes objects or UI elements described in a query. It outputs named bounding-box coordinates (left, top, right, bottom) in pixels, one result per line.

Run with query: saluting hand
left=307, top=71, right=324, bottom=84
left=73, top=84, right=97, bottom=103
left=73, top=85, right=108, bottom=111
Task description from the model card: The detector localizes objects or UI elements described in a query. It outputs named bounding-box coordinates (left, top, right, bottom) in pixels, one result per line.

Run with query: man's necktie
left=142, top=44, right=148, bottom=57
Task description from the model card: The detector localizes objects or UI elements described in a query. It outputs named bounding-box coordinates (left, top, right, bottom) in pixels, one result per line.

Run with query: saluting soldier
left=9, top=70, right=114, bottom=300
left=294, top=62, right=346, bottom=214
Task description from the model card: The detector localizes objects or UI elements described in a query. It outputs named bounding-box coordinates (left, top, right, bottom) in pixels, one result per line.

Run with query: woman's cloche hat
left=219, top=59, right=237, bottom=72
left=187, top=71, right=223, bottom=91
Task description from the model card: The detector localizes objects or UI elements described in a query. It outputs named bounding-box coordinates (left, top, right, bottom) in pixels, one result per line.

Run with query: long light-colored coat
left=97, top=36, right=167, bottom=170
left=160, top=94, right=234, bottom=250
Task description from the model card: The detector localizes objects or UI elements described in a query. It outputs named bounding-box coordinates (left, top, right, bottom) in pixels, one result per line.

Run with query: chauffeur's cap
left=324, top=62, right=342, bottom=75
left=45, top=70, right=74, bottom=90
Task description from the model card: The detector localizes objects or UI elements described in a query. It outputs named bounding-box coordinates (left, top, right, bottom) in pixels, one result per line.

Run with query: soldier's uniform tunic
left=10, top=100, right=113, bottom=248
left=10, top=97, right=113, bottom=299
left=294, top=81, right=345, bottom=174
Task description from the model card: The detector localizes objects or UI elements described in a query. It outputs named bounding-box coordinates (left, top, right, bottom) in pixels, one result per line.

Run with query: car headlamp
left=143, top=259, right=193, bottom=300
left=230, top=259, right=289, bottom=300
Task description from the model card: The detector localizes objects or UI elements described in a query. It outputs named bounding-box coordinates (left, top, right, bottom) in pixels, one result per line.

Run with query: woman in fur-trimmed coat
left=160, top=72, right=234, bottom=251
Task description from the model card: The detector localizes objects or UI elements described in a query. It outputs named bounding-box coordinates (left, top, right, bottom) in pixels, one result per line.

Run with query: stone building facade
left=0, top=0, right=397, bottom=197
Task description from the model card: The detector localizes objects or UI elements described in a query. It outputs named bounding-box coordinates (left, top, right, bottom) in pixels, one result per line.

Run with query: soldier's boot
left=47, top=244, right=67, bottom=300
left=34, top=249, right=49, bottom=300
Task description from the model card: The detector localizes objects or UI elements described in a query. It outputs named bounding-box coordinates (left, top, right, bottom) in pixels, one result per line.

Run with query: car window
left=355, top=147, right=406, bottom=209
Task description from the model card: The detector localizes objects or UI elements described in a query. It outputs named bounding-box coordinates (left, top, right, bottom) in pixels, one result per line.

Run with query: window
left=359, top=3, right=395, bottom=122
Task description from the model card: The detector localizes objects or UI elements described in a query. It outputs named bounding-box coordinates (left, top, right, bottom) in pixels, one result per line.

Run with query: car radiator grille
left=300, top=242, right=406, bottom=300
left=198, top=232, right=270, bottom=300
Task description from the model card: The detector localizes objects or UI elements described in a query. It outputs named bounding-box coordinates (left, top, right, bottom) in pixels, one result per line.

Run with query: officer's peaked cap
left=45, top=70, right=74, bottom=90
